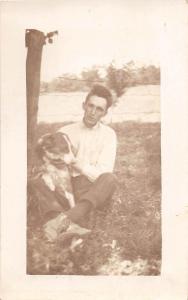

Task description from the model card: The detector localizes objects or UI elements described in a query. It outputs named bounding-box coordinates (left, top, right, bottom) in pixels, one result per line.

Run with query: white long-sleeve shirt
left=58, top=121, right=117, bottom=182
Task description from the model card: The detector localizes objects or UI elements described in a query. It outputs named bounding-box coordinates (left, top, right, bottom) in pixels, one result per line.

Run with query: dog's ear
left=38, top=133, right=53, bottom=147
left=36, top=133, right=52, bottom=160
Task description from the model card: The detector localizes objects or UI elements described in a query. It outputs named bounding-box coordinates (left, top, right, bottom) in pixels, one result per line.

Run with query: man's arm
left=71, top=130, right=117, bottom=182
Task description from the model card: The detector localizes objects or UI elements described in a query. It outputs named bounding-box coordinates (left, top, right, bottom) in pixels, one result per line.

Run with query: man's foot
left=43, top=212, right=90, bottom=242
left=59, top=222, right=91, bottom=242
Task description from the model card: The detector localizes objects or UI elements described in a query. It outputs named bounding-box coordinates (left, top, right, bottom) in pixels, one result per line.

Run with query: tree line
left=41, top=61, right=160, bottom=97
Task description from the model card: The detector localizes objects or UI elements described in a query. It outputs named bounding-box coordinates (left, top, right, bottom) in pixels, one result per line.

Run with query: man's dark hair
left=85, top=84, right=113, bottom=109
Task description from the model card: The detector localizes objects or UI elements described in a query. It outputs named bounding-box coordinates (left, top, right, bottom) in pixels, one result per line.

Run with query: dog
left=36, top=132, right=75, bottom=209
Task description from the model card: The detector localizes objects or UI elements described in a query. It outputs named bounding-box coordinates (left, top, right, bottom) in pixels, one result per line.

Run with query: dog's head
left=36, top=132, right=75, bottom=165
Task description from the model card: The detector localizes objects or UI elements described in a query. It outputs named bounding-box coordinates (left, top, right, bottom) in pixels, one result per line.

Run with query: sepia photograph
left=26, top=2, right=161, bottom=275
left=1, top=1, right=188, bottom=299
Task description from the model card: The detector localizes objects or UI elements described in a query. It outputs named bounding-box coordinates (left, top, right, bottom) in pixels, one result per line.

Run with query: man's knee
left=97, top=172, right=117, bottom=188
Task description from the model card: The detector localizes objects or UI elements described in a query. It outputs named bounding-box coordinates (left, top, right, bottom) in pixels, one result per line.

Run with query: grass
left=27, top=121, right=161, bottom=275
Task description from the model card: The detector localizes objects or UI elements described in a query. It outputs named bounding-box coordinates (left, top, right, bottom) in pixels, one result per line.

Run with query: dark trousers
left=72, top=173, right=117, bottom=209
left=28, top=173, right=117, bottom=222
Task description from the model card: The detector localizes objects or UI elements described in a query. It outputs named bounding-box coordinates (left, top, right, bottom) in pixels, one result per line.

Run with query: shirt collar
left=81, top=120, right=101, bottom=130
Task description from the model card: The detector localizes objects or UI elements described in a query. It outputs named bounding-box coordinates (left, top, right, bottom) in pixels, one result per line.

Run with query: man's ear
left=101, top=106, right=108, bottom=118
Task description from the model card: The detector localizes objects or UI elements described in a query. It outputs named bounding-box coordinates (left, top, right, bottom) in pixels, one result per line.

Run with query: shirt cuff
left=81, top=164, right=102, bottom=182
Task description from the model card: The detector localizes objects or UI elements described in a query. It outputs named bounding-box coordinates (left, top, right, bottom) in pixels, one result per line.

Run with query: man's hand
left=70, top=158, right=83, bottom=173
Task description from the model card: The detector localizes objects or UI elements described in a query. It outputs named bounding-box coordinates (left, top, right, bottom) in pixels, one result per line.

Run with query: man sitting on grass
left=41, top=84, right=117, bottom=241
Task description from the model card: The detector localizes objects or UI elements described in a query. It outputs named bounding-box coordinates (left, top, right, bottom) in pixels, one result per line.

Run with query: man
left=43, top=84, right=117, bottom=241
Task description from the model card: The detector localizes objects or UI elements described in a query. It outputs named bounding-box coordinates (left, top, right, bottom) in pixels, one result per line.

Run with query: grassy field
left=27, top=121, right=161, bottom=275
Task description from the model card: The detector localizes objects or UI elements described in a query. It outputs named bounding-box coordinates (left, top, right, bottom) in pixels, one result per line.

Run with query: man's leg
left=65, top=173, right=117, bottom=224
left=43, top=173, right=117, bottom=241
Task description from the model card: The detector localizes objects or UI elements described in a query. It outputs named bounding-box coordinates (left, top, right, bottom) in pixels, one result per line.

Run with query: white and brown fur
left=36, top=132, right=75, bottom=208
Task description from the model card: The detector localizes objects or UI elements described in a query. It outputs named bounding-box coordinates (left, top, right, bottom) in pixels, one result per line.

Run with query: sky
left=2, top=0, right=188, bottom=81
left=41, top=1, right=162, bottom=81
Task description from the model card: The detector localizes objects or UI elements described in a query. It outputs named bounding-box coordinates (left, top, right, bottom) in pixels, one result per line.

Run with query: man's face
left=83, top=95, right=108, bottom=128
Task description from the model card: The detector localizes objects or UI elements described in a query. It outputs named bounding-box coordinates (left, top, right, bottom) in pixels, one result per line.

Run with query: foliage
left=27, top=121, right=161, bottom=275
left=136, top=65, right=160, bottom=85
left=81, top=66, right=103, bottom=88
left=106, top=63, right=131, bottom=97
left=41, top=74, right=85, bottom=93
left=106, top=61, right=160, bottom=97
left=40, top=62, right=160, bottom=95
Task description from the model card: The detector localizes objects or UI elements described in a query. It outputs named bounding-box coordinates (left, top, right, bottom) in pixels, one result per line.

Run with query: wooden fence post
left=25, top=29, right=58, bottom=176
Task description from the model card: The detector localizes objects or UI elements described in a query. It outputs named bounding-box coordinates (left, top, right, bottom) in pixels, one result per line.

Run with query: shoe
left=43, top=212, right=91, bottom=242
left=67, top=222, right=91, bottom=235
left=58, top=223, right=91, bottom=243
left=43, top=212, right=70, bottom=242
